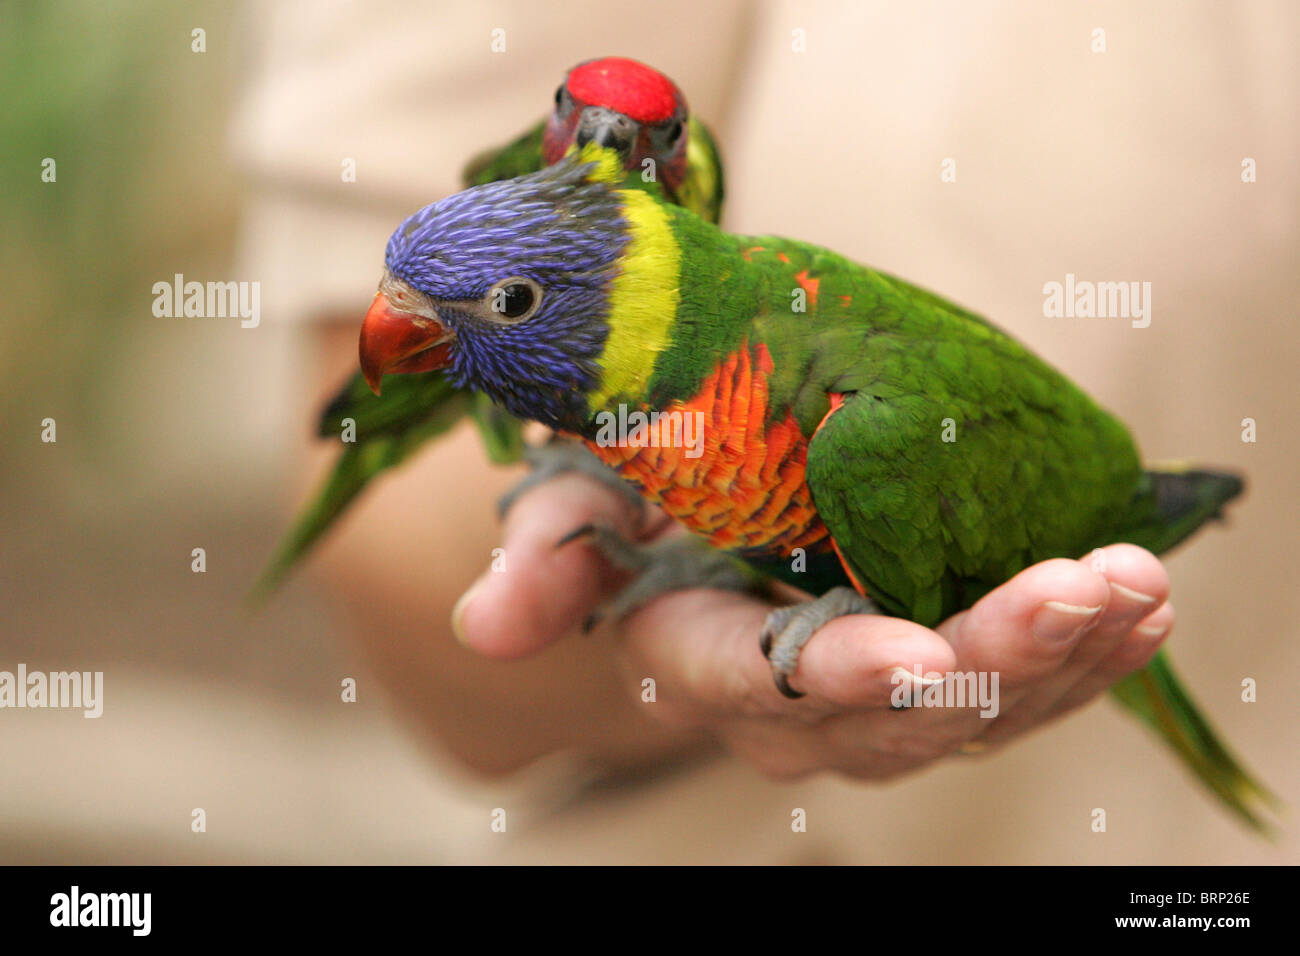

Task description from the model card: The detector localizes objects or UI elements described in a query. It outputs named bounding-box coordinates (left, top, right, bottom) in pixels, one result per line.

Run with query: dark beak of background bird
left=358, top=292, right=454, bottom=395
left=575, top=105, right=638, bottom=156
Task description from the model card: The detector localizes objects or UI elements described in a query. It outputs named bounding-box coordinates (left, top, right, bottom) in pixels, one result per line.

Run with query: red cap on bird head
left=565, top=56, right=686, bottom=124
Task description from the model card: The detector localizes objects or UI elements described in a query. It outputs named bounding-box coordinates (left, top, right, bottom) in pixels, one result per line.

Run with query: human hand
left=452, top=474, right=1175, bottom=780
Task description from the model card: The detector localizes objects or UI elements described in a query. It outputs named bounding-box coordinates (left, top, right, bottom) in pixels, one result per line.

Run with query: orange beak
left=358, top=293, right=454, bottom=395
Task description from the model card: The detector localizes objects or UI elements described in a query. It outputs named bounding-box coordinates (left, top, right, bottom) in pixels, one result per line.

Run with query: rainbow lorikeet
left=355, top=144, right=1275, bottom=831
left=252, top=57, right=724, bottom=597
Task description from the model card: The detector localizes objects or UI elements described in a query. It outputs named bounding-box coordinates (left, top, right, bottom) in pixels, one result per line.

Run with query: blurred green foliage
left=0, top=0, right=235, bottom=478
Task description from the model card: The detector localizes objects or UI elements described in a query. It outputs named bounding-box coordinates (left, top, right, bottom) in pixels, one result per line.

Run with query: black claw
left=581, top=611, right=601, bottom=634
left=758, top=630, right=773, bottom=659
left=495, top=492, right=521, bottom=520
left=555, top=523, right=598, bottom=549
left=773, top=672, right=805, bottom=700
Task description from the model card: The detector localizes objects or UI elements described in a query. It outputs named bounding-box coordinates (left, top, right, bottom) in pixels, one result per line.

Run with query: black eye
left=487, top=277, right=542, bottom=322
left=667, top=120, right=683, bottom=143
left=500, top=283, right=532, bottom=317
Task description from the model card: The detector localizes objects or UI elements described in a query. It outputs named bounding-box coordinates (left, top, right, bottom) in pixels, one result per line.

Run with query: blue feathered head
left=360, top=149, right=632, bottom=430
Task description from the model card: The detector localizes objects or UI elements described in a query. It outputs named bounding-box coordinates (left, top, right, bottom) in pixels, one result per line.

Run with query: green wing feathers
left=801, top=274, right=1142, bottom=626
left=797, top=269, right=1268, bottom=830
left=469, top=390, right=527, bottom=464
left=461, top=120, right=548, bottom=186
left=318, top=369, right=461, bottom=439
left=675, top=116, right=725, bottom=225
left=316, top=370, right=526, bottom=465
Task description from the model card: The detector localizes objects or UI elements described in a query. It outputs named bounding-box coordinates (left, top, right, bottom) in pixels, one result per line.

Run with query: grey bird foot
left=555, top=524, right=761, bottom=631
left=497, top=438, right=644, bottom=520
left=760, top=587, right=880, bottom=699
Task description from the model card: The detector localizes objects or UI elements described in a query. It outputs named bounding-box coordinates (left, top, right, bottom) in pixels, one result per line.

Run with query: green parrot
left=252, top=57, right=725, bottom=598
left=355, top=143, right=1275, bottom=831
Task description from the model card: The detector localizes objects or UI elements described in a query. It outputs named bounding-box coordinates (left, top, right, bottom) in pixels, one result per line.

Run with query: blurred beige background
left=2, top=0, right=1296, bottom=864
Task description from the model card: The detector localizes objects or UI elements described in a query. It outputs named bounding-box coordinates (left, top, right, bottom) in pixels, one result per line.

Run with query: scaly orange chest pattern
left=582, top=342, right=831, bottom=558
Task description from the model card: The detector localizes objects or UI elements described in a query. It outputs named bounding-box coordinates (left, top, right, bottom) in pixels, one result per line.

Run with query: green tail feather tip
left=1112, top=651, right=1281, bottom=835
left=248, top=420, right=455, bottom=606
left=246, top=445, right=378, bottom=608
left=249, top=375, right=488, bottom=607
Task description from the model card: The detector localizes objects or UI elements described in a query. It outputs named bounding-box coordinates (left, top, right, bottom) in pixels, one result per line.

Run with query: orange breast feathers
left=583, top=342, right=831, bottom=557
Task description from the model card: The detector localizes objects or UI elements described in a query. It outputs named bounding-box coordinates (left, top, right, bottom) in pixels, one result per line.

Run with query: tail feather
left=247, top=376, right=478, bottom=604
left=1110, top=465, right=1279, bottom=832
left=1120, top=466, right=1244, bottom=557
left=1111, top=651, right=1279, bottom=834
left=250, top=372, right=527, bottom=604
left=248, top=432, right=423, bottom=605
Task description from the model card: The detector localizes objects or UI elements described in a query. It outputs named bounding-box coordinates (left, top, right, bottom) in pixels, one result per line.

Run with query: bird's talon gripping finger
left=774, top=672, right=804, bottom=700
left=498, top=439, right=647, bottom=521
left=760, top=587, right=880, bottom=699
left=554, top=523, right=651, bottom=572
left=557, top=524, right=762, bottom=629
left=555, top=522, right=600, bottom=550
left=759, top=605, right=799, bottom=659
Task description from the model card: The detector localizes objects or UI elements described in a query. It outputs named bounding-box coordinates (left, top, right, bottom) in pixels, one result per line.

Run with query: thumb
left=452, top=473, right=646, bottom=658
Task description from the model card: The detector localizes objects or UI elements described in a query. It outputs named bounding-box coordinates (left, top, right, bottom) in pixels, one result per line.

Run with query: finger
left=792, top=613, right=958, bottom=708
left=621, top=589, right=957, bottom=718
left=1062, top=544, right=1170, bottom=670
left=452, top=473, right=644, bottom=658
left=938, top=558, right=1111, bottom=693
left=814, top=548, right=1169, bottom=756
left=1095, top=601, right=1175, bottom=678
left=1043, top=602, right=1175, bottom=720
left=811, top=559, right=1113, bottom=758
left=980, top=545, right=1171, bottom=743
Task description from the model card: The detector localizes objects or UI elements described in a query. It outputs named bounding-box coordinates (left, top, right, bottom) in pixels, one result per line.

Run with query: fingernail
left=1109, top=582, right=1158, bottom=605
left=1033, top=601, right=1104, bottom=643
left=450, top=576, right=489, bottom=647
left=888, top=666, right=948, bottom=690
left=1135, top=623, right=1168, bottom=639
